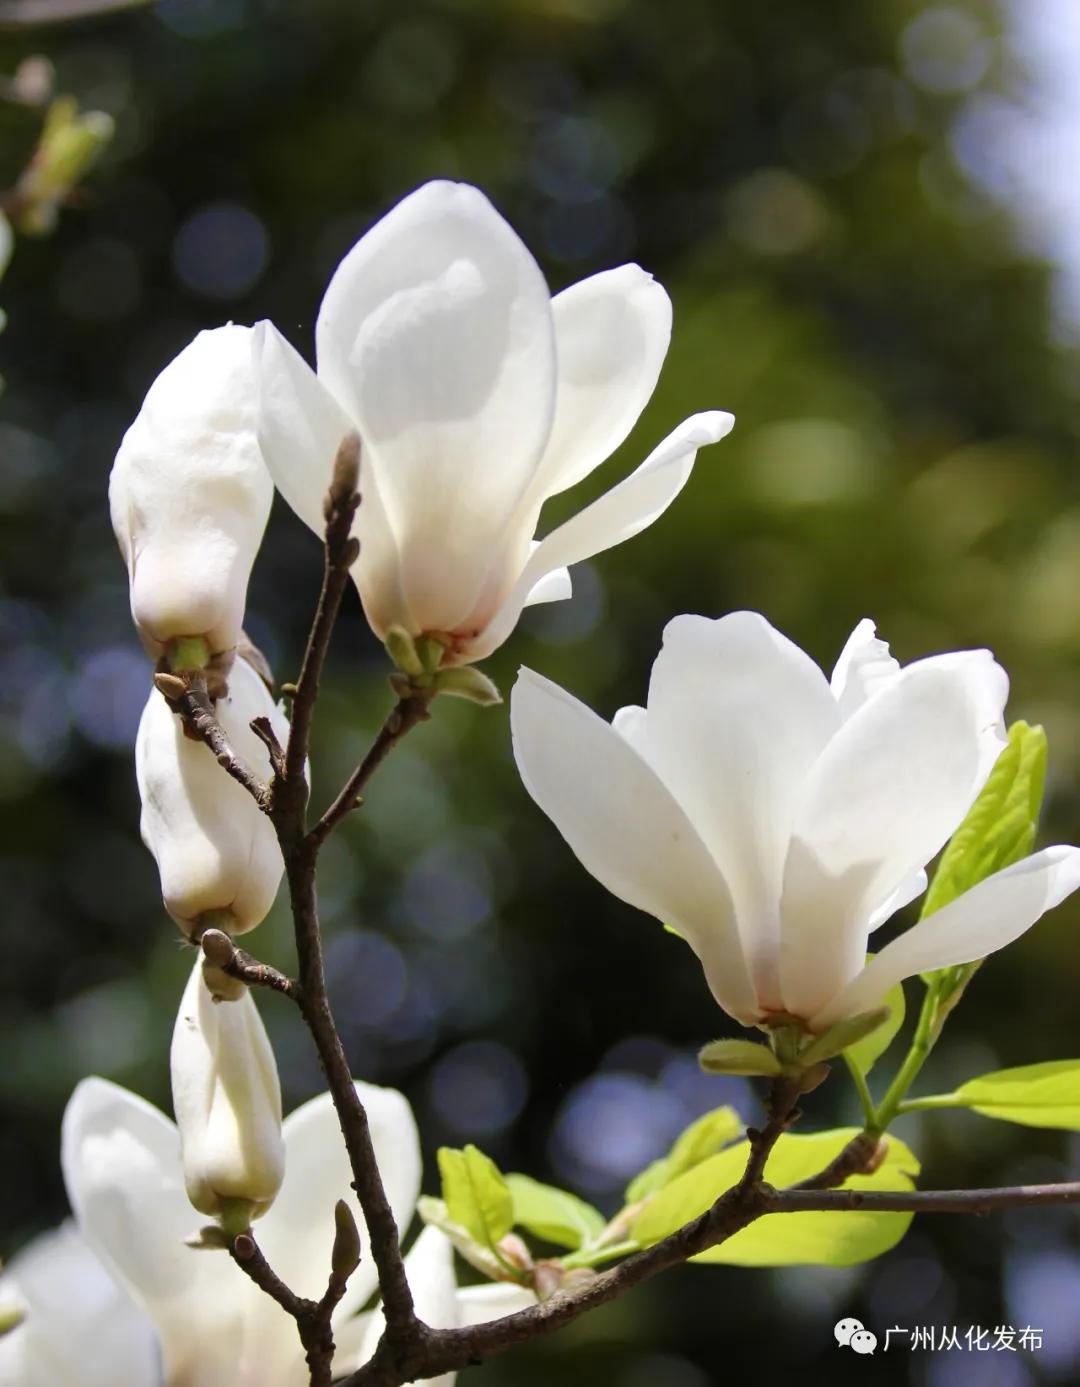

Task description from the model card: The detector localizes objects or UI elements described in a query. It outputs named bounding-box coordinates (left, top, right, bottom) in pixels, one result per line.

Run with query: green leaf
left=926, top=1060, right=1080, bottom=1130
left=415, top=1195, right=507, bottom=1281
left=625, top=1106, right=743, bottom=1204
left=921, top=721, right=1047, bottom=923
left=632, top=1129, right=920, bottom=1267
left=698, top=1039, right=783, bottom=1076
left=846, top=980, right=906, bottom=1076
left=438, top=1145, right=514, bottom=1249
left=504, top=1174, right=606, bottom=1250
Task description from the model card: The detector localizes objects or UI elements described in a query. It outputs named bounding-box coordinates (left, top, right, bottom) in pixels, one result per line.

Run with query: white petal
left=471, top=412, right=732, bottom=662
left=0, top=1222, right=158, bottom=1387
left=644, top=612, right=841, bottom=1013
left=522, top=564, right=572, bottom=608
left=136, top=656, right=287, bottom=934
left=830, top=618, right=900, bottom=718
left=257, top=1083, right=421, bottom=1318
left=531, top=264, right=671, bottom=498
left=779, top=653, right=1010, bottom=1019
left=60, top=1077, right=252, bottom=1384
left=315, top=180, right=557, bottom=634
left=109, top=325, right=273, bottom=658
left=455, top=1281, right=538, bottom=1327
left=811, top=846, right=1080, bottom=1029
left=510, top=667, right=757, bottom=1023
left=252, top=322, right=410, bottom=639
left=353, top=1228, right=462, bottom=1384
left=170, top=959, right=284, bottom=1219
left=867, top=867, right=929, bottom=931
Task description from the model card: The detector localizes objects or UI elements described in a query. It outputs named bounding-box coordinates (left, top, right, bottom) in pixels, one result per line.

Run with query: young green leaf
left=799, top=1006, right=891, bottom=1067
left=438, top=1145, right=514, bottom=1249
left=698, top=1039, right=783, bottom=1076
left=921, top=721, right=1047, bottom=922
left=916, top=1059, right=1080, bottom=1130
left=625, top=1106, right=743, bottom=1204
left=632, top=1129, right=920, bottom=1267
left=504, top=1173, right=606, bottom=1250
left=415, top=1195, right=507, bottom=1281
left=846, top=979, right=905, bottom=1076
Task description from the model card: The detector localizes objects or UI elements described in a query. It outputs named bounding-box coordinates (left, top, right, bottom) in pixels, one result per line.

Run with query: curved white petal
left=779, top=653, right=1009, bottom=1019
left=0, top=1222, right=158, bottom=1387
left=60, top=1077, right=252, bottom=1385
left=510, top=667, right=757, bottom=1023
left=171, top=959, right=284, bottom=1219
left=455, top=1281, right=538, bottom=1327
left=522, top=564, right=572, bottom=609
left=136, top=656, right=287, bottom=934
left=644, top=612, right=841, bottom=1013
left=531, top=264, right=671, bottom=499
left=252, top=322, right=410, bottom=639
left=257, top=1084, right=421, bottom=1319
left=867, top=866, right=929, bottom=931
left=830, top=618, right=900, bottom=719
left=315, top=180, right=557, bottom=634
left=471, top=411, right=732, bottom=662
left=811, top=846, right=1080, bottom=1029
left=109, top=325, right=272, bottom=658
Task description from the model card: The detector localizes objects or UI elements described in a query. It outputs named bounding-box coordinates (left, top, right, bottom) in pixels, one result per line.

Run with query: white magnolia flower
left=110, top=325, right=273, bottom=661
left=511, top=612, right=1080, bottom=1031
left=253, top=179, right=733, bottom=666
left=0, top=1221, right=158, bottom=1387
left=58, top=1074, right=532, bottom=1387
left=136, top=655, right=287, bottom=935
left=171, top=960, right=284, bottom=1221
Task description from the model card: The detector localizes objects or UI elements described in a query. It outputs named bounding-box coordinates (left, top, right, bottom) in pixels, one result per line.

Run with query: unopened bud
left=332, top=1199, right=363, bottom=1280
left=109, top=326, right=273, bottom=661
left=171, top=960, right=284, bottom=1223
left=325, top=431, right=360, bottom=518
left=496, top=1232, right=533, bottom=1274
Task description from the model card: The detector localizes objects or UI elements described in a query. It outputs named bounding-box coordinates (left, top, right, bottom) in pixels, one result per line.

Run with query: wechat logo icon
left=835, top=1318, right=877, bottom=1356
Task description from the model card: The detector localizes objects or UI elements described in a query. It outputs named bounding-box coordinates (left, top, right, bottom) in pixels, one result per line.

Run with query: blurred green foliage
left=3, top=0, right=1080, bottom=1383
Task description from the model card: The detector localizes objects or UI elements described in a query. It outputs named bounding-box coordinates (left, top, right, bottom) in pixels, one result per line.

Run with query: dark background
left=3, top=1, right=1080, bottom=1384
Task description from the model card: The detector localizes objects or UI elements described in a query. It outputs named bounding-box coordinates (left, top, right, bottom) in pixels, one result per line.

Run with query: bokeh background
left=3, top=0, right=1080, bottom=1383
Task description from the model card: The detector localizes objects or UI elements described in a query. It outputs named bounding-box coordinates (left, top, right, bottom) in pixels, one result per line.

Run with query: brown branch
left=309, top=692, right=432, bottom=845
left=249, top=436, right=421, bottom=1362
left=771, top=1180, right=1080, bottom=1216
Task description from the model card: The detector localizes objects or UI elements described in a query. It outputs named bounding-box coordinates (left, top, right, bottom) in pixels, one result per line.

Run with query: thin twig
left=310, top=692, right=432, bottom=845
left=790, top=1128, right=882, bottom=1191
left=230, top=1233, right=310, bottom=1321
left=199, top=929, right=300, bottom=1003
left=277, top=432, right=362, bottom=827
left=230, top=1233, right=342, bottom=1387
left=771, top=1180, right=1080, bottom=1216
left=159, top=671, right=270, bottom=810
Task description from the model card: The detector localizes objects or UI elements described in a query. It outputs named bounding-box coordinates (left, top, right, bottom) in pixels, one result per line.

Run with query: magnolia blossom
left=254, top=179, right=733, bottom=665
left=59, top=1069, right=532, bottom=1387
left=171, top=960, right=284, bottom=1221
left=136, top=656, right=287, bottom=935
left=0, top=1222, right=158, bottom=1387
left=511, top=612, right=1080, bottom=1031
left=110, top=325, right=272, bottom=661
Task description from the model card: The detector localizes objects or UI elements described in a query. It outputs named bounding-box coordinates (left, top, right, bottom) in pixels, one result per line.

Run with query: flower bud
left=136, top=655, right=287, bottom=935
left=109, top=325, right=273, bottom=662
left=170, top=959, right=284, bottom=1222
